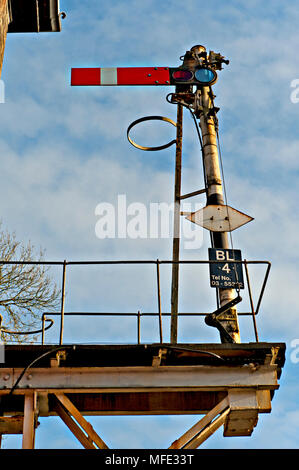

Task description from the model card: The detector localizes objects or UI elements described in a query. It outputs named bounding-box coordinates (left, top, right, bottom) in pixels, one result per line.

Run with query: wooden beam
left=54, top=393, right=108, bottom=449
left=0, top=0, right=9, bottom=79
left=224, top=409, right=258, bottom=436
left=0, top=389, right=272, bottom=417
left=1, top=343, right=286, bottom=370
left=184, top=408, right=230, bottom=448
left=0, top=364, right=279, bottom=391
left=22, top=392, right=37, bottom=449
left=53, top=397, right=96, bottom=449
left=0, top=416, right=23, bottom=434
left=48, top=391, right=227, bottom=416
left=169, top=396, right=229, bottom=449
left=256, top=390, right=271, bottom=413
left=224, top=389, right=260, bottom=436
left=37, top=392, right=49, bottom=416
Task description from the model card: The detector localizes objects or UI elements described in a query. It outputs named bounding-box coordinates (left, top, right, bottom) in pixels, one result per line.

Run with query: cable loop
left=127, top=115, right=177, bottom=151
left=0, top=318, right=54, bottom=336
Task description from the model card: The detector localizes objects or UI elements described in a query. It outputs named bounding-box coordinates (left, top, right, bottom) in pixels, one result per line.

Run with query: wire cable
left=7, top=345, right=76, bottom=396
left=163, top=345, right=225, bottom=361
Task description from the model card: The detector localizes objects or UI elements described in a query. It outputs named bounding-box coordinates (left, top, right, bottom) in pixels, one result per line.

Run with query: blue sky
left=1, top=0, right=299, bottom=449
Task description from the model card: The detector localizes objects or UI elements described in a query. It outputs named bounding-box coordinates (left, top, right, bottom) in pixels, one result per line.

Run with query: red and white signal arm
left=71, top=67, right=172, bottom=86
left=71, top=66, right=217, bottom=87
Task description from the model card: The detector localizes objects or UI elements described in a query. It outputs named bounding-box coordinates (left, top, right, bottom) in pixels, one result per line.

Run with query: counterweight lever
left=205, top=295, right=242, bottom=343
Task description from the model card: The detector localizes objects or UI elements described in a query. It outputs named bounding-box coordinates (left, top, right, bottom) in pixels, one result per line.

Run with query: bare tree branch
left=0, top=224, right=61, bottom=342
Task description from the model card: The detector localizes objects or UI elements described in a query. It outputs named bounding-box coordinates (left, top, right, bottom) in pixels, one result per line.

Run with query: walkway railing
left=0, top=259, right=271, bottom=345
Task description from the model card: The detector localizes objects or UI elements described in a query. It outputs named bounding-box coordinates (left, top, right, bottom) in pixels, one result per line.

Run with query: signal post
left=196, top=63, right=241, bottom=343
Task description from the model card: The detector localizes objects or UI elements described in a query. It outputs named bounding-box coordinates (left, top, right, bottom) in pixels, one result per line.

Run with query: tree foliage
left=0, top=226, right=60, bottom=341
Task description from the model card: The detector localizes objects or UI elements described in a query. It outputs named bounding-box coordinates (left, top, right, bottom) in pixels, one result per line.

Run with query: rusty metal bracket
left=205, top=295, right=242, bottom=343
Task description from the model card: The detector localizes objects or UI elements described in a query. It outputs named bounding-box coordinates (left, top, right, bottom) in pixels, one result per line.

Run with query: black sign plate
left=208, top=248, right=244, bottom=289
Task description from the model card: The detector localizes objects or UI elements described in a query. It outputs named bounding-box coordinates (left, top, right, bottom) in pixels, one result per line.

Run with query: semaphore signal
left=71, top=44, right=252, bottom=343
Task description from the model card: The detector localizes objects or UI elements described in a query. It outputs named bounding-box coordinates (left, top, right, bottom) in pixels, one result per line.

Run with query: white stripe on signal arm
left=100, top=68, right=118, bottom=85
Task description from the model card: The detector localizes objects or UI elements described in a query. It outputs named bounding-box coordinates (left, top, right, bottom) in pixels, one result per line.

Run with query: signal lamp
left=170, top=67, right=217, bottom=86
left=171, top=69, right=194, bottom=82
left=194, top=67, right=217, bottom=85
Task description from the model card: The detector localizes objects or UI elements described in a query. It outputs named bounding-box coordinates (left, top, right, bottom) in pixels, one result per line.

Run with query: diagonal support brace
left=53, top=393, right=109, bottom=449
left=169, top=396, right=230, bottom=449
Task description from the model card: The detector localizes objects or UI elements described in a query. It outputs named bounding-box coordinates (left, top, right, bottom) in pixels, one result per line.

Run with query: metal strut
left=170, top=103, right=183, bottom=343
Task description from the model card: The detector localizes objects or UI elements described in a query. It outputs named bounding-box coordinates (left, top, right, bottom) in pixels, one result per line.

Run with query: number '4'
left=222, top=263, right=231, bottom=273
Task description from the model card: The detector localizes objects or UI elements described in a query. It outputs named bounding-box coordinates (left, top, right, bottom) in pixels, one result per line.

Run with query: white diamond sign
left=184, top=204, right=253, bottom=232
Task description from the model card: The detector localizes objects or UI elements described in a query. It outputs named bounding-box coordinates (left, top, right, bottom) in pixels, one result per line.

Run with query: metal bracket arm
left=205, top=295, right=242, bottom=343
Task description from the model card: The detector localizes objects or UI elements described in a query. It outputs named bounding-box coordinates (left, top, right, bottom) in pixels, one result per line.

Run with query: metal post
left=255, top=262, right=271, bottom=316
left=244, top=260, right=259, bottom=342
left=198, top=83, right=240, bottom=343
left=156, top=259, right=163, bottom=344
left=41, top=313, right=46, bottom=345
left=59, top=260, right=67, bottom=345
left=170, top=103, right=183, bottom=343
left=137, top=311, right=141, bottom=345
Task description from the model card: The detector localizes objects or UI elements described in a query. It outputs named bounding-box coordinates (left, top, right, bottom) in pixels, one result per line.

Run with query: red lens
left=172, top=70, right=193, bottom=81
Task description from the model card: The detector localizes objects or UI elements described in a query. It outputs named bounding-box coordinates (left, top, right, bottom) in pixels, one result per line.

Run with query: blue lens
left=194, top=68, right=216, bottom=84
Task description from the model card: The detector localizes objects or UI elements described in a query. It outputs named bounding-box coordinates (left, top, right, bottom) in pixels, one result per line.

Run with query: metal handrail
left=0, top=258, right=271, bottom=345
